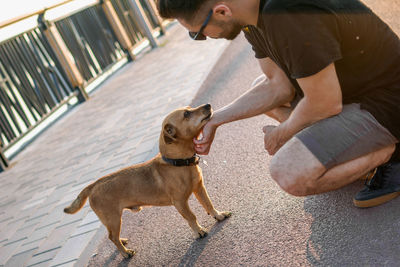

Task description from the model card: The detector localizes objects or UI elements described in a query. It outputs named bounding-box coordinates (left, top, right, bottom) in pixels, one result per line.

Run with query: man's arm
left=263, top=63, right=343, bottom=155
left=194, top=57, right=295, bottom=155
left=212, top=57, right=294, bottom=125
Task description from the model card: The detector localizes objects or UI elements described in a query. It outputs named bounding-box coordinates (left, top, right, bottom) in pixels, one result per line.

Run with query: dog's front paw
left=214, top=211, right=232, bottom=221
left=121, top=249, right=135, bottom=259
left=196, top=228, right=208, bottom=239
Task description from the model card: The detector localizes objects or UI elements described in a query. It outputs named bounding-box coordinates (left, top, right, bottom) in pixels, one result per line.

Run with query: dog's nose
left=204, top=104, right=211, bottom=110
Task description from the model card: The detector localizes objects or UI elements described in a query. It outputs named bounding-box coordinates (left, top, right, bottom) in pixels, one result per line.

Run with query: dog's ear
left=163, top=123, right=177, bottom=144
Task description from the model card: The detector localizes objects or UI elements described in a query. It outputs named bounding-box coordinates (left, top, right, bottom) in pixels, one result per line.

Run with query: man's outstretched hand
left=193, top=120, right=218, bottom=155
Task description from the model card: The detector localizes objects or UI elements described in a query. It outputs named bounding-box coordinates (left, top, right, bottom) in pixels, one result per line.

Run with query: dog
left=64, top=104, right=231, bottom=258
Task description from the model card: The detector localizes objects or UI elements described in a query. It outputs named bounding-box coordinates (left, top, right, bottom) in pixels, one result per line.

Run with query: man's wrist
left=278, top=119, right=300, bottom=142
left=210, top=109, right=225, bottom=128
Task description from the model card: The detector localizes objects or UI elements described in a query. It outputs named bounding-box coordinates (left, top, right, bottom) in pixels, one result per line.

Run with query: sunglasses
left=189, top=10, right=213, bottom=40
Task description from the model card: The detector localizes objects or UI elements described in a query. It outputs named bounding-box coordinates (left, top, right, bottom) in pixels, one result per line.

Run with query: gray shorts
left=295, top=103, right=398, bottom=169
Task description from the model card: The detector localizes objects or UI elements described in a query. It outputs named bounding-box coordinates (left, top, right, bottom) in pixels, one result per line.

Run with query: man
left=157, top=0, right=400, bottom=208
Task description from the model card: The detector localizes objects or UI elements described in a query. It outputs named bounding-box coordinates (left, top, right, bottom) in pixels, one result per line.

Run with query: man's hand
left=262, top=125, right=290, bottom=155
left=193, top=120, right=218, bottom=155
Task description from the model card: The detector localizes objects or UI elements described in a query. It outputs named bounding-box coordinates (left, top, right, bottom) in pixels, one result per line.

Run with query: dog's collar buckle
left=162, top=154, right=200, bottom=167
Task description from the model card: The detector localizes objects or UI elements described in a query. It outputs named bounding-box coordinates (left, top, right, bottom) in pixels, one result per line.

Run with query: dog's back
left=64, top=158, right=160, bottom=214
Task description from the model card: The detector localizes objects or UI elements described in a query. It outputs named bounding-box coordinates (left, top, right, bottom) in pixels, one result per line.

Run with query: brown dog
left=64, top=104, right=231, bottom=258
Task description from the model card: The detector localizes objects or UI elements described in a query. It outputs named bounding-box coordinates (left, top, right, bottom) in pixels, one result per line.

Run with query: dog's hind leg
left=194, top=181, right=231, bottom=221
left=107, top=214, right=135, bottom=259
left=95, top=208, right=135, bottom=259
left=173, top=200, right=207, bottom=238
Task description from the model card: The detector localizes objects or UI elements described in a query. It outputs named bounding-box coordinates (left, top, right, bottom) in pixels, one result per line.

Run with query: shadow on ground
left=304, top=182, right=400, bottom=266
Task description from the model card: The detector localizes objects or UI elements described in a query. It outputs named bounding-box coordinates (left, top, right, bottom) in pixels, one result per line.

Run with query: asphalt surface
left=88, top=1, right=400, bottom=266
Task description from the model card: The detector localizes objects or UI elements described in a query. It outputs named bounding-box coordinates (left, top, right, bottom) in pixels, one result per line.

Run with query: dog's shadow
left=116, top=255, right=132, bottom=267
left=102, top=217, right=230, bottom=267
left=178, top=218, right=230, bottom=267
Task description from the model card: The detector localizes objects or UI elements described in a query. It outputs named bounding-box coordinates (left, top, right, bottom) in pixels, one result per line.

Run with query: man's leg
left=269, top=137, right=395, bottom=196
left=266, top=103, right=399, bottom=207
left=253, top=71, right=400, bottom=205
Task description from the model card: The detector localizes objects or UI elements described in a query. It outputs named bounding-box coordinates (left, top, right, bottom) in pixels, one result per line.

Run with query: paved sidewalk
left=0, top=23, right=229, bottom=267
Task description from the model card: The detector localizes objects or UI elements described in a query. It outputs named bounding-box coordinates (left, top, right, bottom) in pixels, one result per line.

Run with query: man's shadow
left=304, top=181, right=400, bottom=266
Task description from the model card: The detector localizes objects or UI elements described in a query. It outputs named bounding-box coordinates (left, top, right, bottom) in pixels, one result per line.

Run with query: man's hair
left=157, top=0, right=211, bottom=22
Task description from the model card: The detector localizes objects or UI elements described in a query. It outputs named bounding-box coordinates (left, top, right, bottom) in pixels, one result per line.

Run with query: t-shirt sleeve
left=263, top=10, right=342, bottom=79
left=243, top=27, right=268, bottom=59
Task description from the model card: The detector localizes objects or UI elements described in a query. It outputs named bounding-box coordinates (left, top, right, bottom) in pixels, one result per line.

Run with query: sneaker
left=353, top=161, right=400, bottom=208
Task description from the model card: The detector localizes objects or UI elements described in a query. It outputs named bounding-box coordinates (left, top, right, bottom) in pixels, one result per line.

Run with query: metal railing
left=0, top=0, right=167, bottom=171
left=139, top=0, right=162, bottom=30
left=54, top=4, right=125, bottom=83
left=0, top=27, right=75, bottom=158
left=110, top=0, right=163, bottom=50
left=111, top=0, right=147, bottom=46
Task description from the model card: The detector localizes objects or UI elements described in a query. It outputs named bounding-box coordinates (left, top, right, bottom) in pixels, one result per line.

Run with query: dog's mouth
left=201, top=113, right=212, bottom=122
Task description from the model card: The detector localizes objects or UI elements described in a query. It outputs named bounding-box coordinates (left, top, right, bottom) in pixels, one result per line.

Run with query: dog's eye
left=184, top=111, right=191, bottom=118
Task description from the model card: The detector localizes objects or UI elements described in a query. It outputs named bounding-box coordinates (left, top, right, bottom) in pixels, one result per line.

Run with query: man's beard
left=216, top=20, right=243, bottom=40
left=225, top=22, right=243, bottom=40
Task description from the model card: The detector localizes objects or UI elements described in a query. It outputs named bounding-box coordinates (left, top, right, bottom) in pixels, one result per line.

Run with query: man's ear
left=163, top=123, right=177, bottom=144
left=213, top=4, right=232, bottom=18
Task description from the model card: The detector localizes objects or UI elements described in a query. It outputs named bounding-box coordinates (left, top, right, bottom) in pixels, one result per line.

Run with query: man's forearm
left=278, top=63, right=343, bottom=140
left=212, top=79, right=293, bottom=126
left=279, top=97, right=342, bottom=140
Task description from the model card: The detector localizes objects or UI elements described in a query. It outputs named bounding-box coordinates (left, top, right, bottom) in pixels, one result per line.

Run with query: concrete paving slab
left=5, top=248, right=38, bottom=267
left=49, top=230, right=98, bottom=267
left=26, top=247, right=60, bottom=267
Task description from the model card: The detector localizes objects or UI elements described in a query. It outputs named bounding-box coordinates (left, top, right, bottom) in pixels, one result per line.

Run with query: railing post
left=101, top=0, right=136, bottom=60
left=0, top=145, right=9, bottom=171
left=128, top=0, right=159, bottom=48
left=38, top=13, right=89, bottom=102
left=145, top=0, right=166, bottom=35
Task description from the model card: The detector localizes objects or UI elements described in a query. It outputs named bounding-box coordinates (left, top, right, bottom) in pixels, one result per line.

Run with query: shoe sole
left=353, top=191, right=400, bottom=208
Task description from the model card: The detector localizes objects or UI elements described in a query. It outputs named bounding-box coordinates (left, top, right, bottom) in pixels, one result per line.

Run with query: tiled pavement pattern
left=0, top=23, right=229, bottom=267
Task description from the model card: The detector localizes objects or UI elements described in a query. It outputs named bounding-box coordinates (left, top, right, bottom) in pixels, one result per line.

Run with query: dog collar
left=162, top=154, right=200, bottom=167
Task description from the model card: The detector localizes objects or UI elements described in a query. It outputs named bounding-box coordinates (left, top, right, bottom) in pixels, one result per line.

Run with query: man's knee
left=268, top=138, right=325, bottom=196
left=269, top=158, right=313, bottom=196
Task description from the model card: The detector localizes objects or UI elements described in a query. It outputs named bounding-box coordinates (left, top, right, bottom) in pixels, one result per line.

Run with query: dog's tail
left=64, top=183, right=95, bottom=214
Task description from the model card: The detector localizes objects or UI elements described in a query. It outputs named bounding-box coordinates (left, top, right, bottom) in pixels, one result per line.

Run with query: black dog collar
left=162, top=154, right=200, bottom=167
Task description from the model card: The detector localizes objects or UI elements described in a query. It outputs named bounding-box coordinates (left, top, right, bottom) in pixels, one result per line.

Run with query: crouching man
left=157, top=0, right=400, bottom=207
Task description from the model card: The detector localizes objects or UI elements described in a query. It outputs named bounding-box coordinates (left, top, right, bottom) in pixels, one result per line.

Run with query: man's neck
left=233, top=0, right=261, bottom=26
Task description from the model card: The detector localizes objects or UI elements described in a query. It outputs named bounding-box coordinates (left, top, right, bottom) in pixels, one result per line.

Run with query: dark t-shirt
left=243, top=0, right=400, bottom=143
